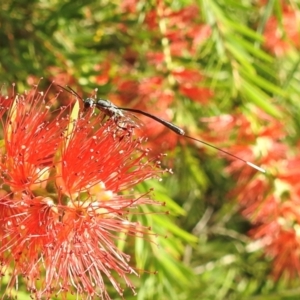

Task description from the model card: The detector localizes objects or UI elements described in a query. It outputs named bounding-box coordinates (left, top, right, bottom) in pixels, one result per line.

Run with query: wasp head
left=84, top=98, right=95, bottom=109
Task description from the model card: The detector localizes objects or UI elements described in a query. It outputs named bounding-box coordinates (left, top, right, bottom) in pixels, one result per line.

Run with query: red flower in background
left=203, top=107, right=300, bottom=280
left=94, top=60, right=111, bottom=86
left=264, top=4, right=300, bottom=56
left=172, top=68, right=213, bottom=104
left=0, top=85, right=164, bottom=299
left=146, top=51, right=165, bottom=66
left=92, top=3, right=212, bottom=154
left=179, top=85, right=213, bottom=104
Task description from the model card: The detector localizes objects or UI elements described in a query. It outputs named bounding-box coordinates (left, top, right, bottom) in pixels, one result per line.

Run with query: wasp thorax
left=96, top=99, right=116, bottom=108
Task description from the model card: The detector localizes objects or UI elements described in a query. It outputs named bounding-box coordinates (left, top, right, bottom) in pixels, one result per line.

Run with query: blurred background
left=1, top=0, right=300, bottom=299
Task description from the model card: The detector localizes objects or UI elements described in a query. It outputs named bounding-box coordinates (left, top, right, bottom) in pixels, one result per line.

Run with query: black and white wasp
left=57, top=85, right=265, bottom=173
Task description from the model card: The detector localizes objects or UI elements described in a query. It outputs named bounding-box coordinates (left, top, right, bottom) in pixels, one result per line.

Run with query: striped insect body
left=57, top=85, right=265, bottom=173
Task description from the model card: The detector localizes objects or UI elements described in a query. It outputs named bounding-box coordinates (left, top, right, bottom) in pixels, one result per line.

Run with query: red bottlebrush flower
left=0, top=92, right=14, bottom=118
left=170, top=40, right=190, bottom=57
left=120, top=0, right=139, bottom=14
left=264, top=5, right=300, bottom=56
left=114, top=79, right=139, bottom=104
left=138, top=76, right=164, bottom=96
left=0, top=85, right=164, bottom=299
left=166, top=4, right=199, bottom=27
left=172, top=68, right=203, bottom=84
left=179, top=84, right=213, bottom=104
left=94, top=61, right=111, bottom=86
left=187, top=24, right=212, bottom=53
left=146, top=51, right=165, bottom=66
left=209, top=110, right=300, bottom=280
left=145, top=10, right=159, bottom=30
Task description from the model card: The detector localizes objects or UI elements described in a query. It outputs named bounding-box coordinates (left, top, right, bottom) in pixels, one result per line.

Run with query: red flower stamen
left=0, top=85, right=165, bottom=299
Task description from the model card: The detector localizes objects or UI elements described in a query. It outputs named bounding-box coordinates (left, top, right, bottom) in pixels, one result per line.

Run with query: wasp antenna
left=56, top=84, right=83, bottom=100
left=57, top=84, right=69, bottom=92
left=65, top=85, right=83, bottom=100
left=57, top=84, right=72, bottom=95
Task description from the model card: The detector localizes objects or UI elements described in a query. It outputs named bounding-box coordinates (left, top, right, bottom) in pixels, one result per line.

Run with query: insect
left=57, top=85, right=265, bottom=173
